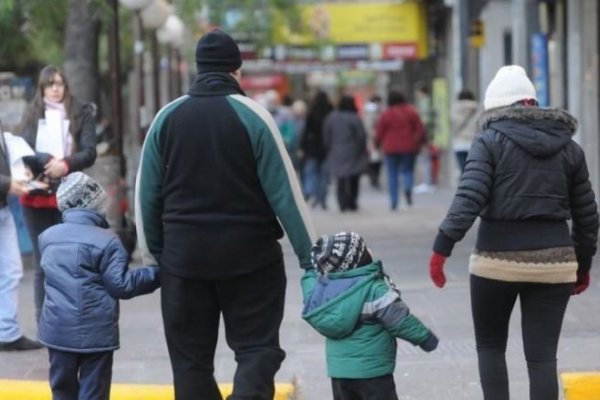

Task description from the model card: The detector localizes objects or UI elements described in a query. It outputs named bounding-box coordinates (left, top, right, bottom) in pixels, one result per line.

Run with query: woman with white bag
left=18, top=65, right=97, bottom=324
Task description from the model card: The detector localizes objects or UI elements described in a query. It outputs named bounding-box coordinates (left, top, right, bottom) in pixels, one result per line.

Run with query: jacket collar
left=62, top=208, right=109, bottom=228
left=187, top=72, right=246, bottom=97
left=478, top=106, right=578, bottom=133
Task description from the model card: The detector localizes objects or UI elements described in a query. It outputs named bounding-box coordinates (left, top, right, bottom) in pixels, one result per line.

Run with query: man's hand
left=44, top=159, right=69, bottom=178
left=572, top=271, right=590, bottom=295
left=429, top=252, right=447, bottom=288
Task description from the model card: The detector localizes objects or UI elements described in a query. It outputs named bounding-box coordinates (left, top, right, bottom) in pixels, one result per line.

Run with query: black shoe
left=0, top=336, right=43, bottom=351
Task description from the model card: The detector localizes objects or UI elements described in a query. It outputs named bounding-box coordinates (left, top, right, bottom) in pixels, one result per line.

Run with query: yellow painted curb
left=0, top=380, right=295, bottom=400
left=561, top=372, right=600, bottom=400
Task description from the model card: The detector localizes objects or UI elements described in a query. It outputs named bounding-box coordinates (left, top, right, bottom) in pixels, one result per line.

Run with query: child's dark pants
left=331, top=374, right=399, bottom=400
left=48, top=349, right=113, bottom=400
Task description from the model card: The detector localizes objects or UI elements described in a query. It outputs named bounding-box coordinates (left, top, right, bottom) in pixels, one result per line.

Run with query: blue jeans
left=23, top=206, right=62, bottom=323
left=384, top=153, right=417, bottom=209
left=302, top=158, right=328, bottom=207
left=0, top=206, right=24, bottom=342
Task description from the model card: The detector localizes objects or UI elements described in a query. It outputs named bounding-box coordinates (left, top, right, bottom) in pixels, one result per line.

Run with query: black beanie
left=195, top=29, right=242, bottom=74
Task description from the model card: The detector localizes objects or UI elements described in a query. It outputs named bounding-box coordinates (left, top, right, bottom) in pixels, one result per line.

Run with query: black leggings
left=470, top=275, right=572, bottom=400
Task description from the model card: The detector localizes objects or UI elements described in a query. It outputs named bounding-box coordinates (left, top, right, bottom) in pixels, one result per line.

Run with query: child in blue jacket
left=301, top=232, right=438, bottom=400
left=37, top=172, right=160, bottom=400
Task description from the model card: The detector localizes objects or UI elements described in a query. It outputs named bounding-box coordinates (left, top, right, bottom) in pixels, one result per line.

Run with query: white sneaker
left=413, top=183, right=431, bottom=194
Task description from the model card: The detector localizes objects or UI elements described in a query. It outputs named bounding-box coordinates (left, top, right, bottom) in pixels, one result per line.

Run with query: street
left=2, top=182, right=599, bottom=399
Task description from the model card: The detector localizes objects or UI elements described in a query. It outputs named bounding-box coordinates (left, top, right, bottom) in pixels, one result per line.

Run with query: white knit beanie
left=57, top=172, right=108, bottom=212
left=484, top=65, right=537, bottom=110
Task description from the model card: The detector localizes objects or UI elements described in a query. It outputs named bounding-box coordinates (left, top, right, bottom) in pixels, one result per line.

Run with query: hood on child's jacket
left=301, top=262, right=383, bottom=339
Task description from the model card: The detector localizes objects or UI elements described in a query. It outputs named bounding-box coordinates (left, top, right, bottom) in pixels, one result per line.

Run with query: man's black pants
left=161, top=259, right=287, bottom=400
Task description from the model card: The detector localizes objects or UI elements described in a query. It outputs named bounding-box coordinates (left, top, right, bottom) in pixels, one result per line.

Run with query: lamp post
left=140, top=0, right=171, bottom=114
left=157, top=14, right=185, bottom=100
left=119, top=0, right=153, bottom=144
left=107, top=0, right=124, bottom=175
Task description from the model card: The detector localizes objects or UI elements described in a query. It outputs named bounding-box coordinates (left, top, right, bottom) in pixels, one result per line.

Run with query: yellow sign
left=470, top=19, right=485, bottom=48
left=432, top=77, right=451, bottom=149
left=273, top=2, right=428, bottom=59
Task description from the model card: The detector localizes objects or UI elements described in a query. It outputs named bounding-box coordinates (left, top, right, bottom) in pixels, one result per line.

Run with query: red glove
left=429, top=252, right=447, bottom=288
left=572, top=271, right=590, bottom=295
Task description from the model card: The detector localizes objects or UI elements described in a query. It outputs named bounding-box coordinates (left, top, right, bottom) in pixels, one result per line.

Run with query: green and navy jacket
left=301, top=261, right=438, bottom=379
left=135, top=72, right=315, bottom=279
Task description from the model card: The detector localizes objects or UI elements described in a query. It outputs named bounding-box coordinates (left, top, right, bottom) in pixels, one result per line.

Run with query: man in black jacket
left=0, top=125, right=42, bottom=351
left=136, top=30, right=315, bottom=400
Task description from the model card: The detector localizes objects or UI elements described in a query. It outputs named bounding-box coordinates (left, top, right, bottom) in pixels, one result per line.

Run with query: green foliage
left=0, top=0, right=67, bottom=70
left=175, top=0, right=301, bottom=46
left=0, top=0, right=29, bottom=67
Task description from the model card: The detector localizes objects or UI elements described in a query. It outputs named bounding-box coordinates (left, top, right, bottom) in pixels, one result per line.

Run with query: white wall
left=570, top=0, right=600, bottom=194
left=478, top=1, right=512, bottom=100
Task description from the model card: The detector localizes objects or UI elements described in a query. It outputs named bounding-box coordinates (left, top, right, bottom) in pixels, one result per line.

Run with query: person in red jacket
left=375, top=89, right=425, bottom=210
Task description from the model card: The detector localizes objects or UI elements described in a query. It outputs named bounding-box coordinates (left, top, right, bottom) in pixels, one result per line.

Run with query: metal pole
left=174, top=48, right=182, bottom=97
left=133, top=10, right=146, bottom=144
left=108, top=0, right=123, bottom=176
left=150, top=32, right=160, bottom=114
left=459, top=0, right=470, bottom=88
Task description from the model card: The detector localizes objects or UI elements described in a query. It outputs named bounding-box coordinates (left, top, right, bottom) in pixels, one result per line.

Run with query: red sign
left=241, top=74, right=286, bottom=90
left=383, top=43, right=418, bottom=60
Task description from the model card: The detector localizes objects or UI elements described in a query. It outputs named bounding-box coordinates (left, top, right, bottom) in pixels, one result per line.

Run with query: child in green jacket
left=301, top=232, right=438, bottom=400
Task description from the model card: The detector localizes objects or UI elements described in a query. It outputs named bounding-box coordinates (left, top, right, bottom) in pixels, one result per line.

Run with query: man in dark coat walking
left=135, top=30, right=315, bottom=400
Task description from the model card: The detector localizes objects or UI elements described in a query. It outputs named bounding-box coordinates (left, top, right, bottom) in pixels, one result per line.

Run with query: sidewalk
left=2, top=183, right=599, bottom=399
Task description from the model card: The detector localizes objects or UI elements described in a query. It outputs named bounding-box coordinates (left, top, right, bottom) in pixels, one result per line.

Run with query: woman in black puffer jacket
left=428, top=65, right=599, bottom=400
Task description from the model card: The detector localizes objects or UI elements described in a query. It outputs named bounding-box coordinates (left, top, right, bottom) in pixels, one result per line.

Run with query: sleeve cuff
left=433, top=230, right=455, bottom=257
left=419, top=331, right=439, bottom=352
left=576, top=252, right=593, bottom=274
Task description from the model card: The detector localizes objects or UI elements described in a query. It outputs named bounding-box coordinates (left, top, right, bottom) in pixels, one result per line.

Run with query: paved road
left=2, top=182, right=599, bottom=399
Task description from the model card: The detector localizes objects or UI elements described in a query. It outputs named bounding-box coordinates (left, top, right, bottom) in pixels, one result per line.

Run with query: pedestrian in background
left=323, top=95, right=369, bottom=212
left=413, top=84, right=439, bottom=194
left=301, top=232, right=438, bottom=400
left=289, top=98, right=307, bottom=174
left=300, top=90, right=333, bottom=209
left=135, top=29, right=315, bottom=400
left=38, top=172, right=159, bottom=400
left=375, top=89, right=425, bottom=210
left=18, top=65, right=97, bottom=323
left=0, top=125, right=42, bottom=351
left=450, top=89, right=480, bottom=174
left=362, top=94, right=383, bottom=189
left=429, top=65, right=599, bottom=400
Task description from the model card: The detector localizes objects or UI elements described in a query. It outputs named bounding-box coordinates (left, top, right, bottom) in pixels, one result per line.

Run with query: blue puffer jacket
left=37, top=209, right=160, bottom=353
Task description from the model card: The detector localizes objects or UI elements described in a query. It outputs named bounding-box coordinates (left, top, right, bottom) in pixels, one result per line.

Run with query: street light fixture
left=157, top=14, right=185, bottom=100
left=119, top=0, right=153, bottom=144
left=140, top=0, right=172, bottom=114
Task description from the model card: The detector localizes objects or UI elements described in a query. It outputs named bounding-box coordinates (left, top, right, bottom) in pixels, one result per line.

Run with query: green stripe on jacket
left=227, top=94, right=315, bottom=268
left=135, top=96, right=188, bottom=265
